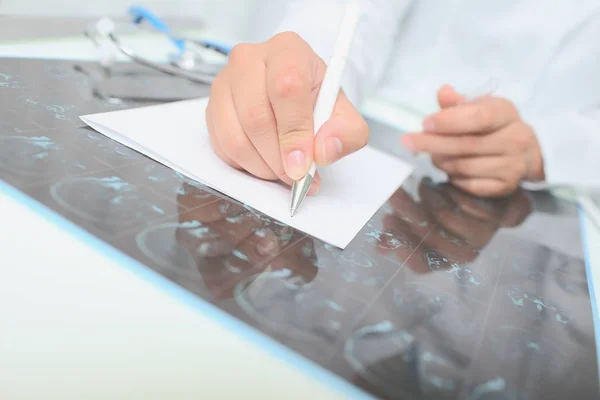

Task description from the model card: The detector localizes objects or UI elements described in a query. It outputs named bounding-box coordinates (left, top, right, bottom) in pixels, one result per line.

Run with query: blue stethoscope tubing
left=128, top=5, right=232, bottom=56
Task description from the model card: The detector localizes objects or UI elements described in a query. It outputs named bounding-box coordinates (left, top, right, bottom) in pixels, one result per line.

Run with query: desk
left=0, top=57, right=598, bottom=399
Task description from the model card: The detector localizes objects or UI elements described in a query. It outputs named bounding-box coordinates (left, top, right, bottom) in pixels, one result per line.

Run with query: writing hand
left=206, top=32, right=368, bottom=193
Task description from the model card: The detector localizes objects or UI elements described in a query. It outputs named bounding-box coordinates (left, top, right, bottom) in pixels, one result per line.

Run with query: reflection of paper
left=81, top=97, right=412, bottom=248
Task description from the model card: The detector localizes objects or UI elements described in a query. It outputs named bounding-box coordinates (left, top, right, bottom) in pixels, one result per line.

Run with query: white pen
left=289, top=1, right=362, bottom=217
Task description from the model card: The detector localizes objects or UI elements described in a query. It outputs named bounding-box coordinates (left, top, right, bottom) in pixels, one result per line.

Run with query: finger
left=439, top=209, right=498, bottom=248
left=380, top=214, right=424, bottom=264
left=425, top=205, right=499, bottom=249
left=266, top=47, right=323, bottom=180
left=268, top=236, right=318, bottom=283
left=388, top=189, right=431, bottom=230
left=208, top=125, right=242, bottom=170
left=174, top=221, right=221, bottom=257
left=228, top=44, right=290, bottom=185
left=254, top=228, right=281, bottom=256
left=417, top=178, right=498, bottom=245
left=206, top=83, right=242, bottom=170
left=374, top=216, right=417, bottom=256
left=417, top=177, right=456, bottom=213
left=416, top=181, right=495, bottom=248
left=197, top=212, right=263, bottom=258
left=450, top=177, right=516, bottom=198
left=211, top=212, right=263, bottom=243
left=422, top=97, right=518, bottom=135
left=432, top=155, right=510, bottom=179
left=500, top=189, right=532, bottom=227
left=313, top=91, right=369, bottom=166
left=223, top=228, right=282, bottom=273
left=421, top=227, right=480, bottom=263
left=211, top=74, right=279, bottom=180
left=437, top=84, right=464, bottom=109
left=401, top=132, right=504, bottom=157
left=439, top=180, right=507, bottom=221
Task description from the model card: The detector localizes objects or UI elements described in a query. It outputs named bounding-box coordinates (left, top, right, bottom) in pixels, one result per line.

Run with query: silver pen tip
left=289, top=174, right=314, bottom=219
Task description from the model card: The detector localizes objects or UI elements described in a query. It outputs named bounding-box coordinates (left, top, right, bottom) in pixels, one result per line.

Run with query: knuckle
left=272, top=69, right=309, bottom=98
left=278, top=126, right=312, bottom=146
left=276, top=115, right=313, bottom=143
left=228, top=43, right=253, bottom=64
left=224, top=135, right=250, bottom=160
left=271, top=31, right=304, bottom=46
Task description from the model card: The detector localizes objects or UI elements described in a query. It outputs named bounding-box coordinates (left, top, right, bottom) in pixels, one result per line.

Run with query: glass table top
left=0, top=57, right=597, bottom=400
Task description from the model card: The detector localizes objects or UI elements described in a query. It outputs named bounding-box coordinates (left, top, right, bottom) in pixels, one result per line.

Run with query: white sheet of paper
left=80, top=98, right=412, bottom=248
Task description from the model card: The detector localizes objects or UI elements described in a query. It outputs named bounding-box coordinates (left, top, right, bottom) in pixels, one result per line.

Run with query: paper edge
left=80, top=113, right=354, bottom=248
left=79, top=108, right=414, bottom=250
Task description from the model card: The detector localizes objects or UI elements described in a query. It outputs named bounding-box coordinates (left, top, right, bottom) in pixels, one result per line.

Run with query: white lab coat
left=274, top=0, right=600, bottom=190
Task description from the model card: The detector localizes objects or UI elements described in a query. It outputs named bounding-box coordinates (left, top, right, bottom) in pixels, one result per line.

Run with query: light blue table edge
left=0, top=179, right=376, bottom=400
left=579, top=205, right=600, bottom=381
left=2, top=177, right=599, bottom=393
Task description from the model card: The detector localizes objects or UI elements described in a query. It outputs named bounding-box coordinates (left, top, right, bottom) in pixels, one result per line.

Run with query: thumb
left=437, top=84, right=464, bottom=109
left=314, top=92, right=369, bottom=166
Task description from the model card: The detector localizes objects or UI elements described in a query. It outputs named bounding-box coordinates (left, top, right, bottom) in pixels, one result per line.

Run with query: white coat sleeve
left=520, top=11, right=600, bottom=190
left=272, top=0, right=413, bottom=107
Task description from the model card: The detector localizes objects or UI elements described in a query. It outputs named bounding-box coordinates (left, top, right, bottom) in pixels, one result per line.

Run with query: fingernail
left=286, top=150, right=306, bottom=180
left=423, top=117, right=435, bottom=131
left=324, top=137, right=343, bottom=164
left=401, top=135, right=415, bottom=151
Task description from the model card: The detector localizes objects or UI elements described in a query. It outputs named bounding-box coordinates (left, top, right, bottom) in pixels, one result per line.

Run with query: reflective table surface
left=1, top=58, right=598, bottom=399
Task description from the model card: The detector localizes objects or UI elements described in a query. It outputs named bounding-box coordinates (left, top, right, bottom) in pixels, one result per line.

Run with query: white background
left=0, top=0, right=290, bottom=43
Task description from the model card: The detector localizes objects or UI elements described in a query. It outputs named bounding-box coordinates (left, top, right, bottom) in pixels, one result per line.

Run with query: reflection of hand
left=176, top=184, right=283, bottom=266
left=174, top=183, right=318, bottom=298
left=402, top=85, right=545, bottom=197
left=382, top=178, right=532, bottom=273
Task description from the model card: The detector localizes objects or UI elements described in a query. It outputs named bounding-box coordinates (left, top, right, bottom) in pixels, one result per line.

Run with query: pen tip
left=290, top=209, right=296, bottom=217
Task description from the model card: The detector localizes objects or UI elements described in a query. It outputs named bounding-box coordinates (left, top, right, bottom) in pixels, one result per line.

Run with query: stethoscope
left=83, top=6, right=231, bottom=85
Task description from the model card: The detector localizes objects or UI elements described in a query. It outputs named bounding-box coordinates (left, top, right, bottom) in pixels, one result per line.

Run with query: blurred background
left=0, top=0, right=289, bottom=43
